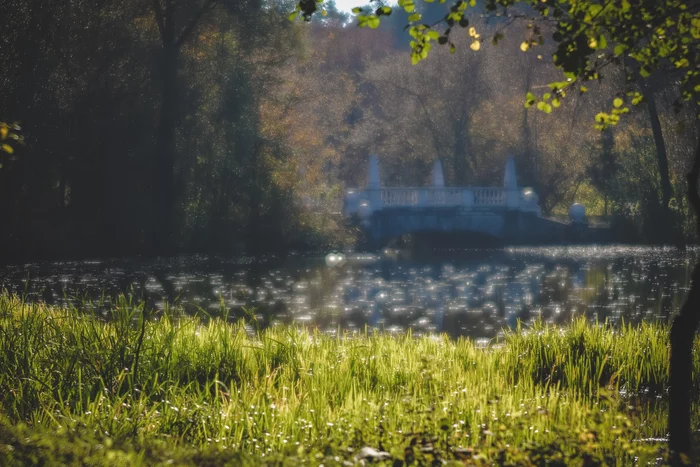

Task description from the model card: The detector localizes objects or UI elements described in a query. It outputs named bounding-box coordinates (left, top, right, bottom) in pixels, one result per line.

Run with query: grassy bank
left=0, top=293, right=697, bottom=466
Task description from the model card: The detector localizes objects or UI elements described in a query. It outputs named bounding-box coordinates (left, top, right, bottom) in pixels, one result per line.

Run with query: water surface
left=0, top=246, right=693, bottom=339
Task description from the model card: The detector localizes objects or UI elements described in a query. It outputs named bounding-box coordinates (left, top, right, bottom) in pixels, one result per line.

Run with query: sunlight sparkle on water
left=0, top=246, right=692, bottom=339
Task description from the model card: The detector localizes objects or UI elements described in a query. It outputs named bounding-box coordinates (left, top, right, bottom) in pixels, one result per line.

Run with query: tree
left=148, top=0, right=261, bottom=253
left=587, top=128, right=619, bottom=217
left=150, top=0, right=222, bottom=252
left=354, top=40, right=488, bottom=186
left=295, top=0, right=700, bottom=463
left=1, top=0, right=343, bottom=260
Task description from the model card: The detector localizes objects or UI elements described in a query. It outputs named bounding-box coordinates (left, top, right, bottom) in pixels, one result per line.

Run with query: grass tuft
left=0, top=292, right=697, bottom=465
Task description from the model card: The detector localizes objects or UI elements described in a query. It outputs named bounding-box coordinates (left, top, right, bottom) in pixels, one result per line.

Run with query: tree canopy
left=295, top=0, right=699, bottom=128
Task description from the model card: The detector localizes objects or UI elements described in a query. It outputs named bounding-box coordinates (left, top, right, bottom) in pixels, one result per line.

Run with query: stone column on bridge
left=504, top=157, right=520, bottom=209
left=432, top=160, right=445, bottom=188
left=368, top=155, right=381, bottom=189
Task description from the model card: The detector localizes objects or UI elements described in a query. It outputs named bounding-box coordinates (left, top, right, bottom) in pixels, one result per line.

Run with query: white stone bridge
left=344, top=156, right=585, bottom=248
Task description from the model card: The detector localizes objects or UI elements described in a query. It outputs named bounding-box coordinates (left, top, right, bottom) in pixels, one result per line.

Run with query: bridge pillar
left=432, top=160, right=445, bottom=187
left=368, top=155, right=381, bottom=189
left=504, top=157, right=517, bottom=190
left=462, top=190, right=474, bottom=210
left=504, top=157, right=520, bottom=210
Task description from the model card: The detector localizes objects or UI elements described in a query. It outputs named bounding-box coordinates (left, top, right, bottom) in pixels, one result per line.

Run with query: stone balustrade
left=377, top=187, right=507, bottom=208
left=344, top=156, right=542, bottom=218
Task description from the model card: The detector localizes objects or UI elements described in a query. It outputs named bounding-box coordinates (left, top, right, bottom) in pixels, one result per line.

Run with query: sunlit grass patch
left=0, top=293, right=696, bottom=465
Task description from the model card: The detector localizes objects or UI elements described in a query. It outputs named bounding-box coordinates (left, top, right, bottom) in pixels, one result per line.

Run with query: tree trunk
left=452, top=108, right=470, bottom=185
left=152, top=41, right=178, bottom=254
left=604, top=194, right=608, bottom=218
left=646, top=86, right=675, bottom=244
left=246, top=142, right=263, bottom=256
left=669, top=131, right=700, bottom=465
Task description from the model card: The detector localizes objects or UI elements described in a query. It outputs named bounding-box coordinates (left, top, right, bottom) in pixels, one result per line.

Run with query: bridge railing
left=472, top=188, right=506, bottom=206
left=378, top=187, right=507, bottom=208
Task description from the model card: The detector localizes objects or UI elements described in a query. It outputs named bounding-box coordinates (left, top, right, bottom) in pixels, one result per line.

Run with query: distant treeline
left=0, top=0, right=697, bottom=262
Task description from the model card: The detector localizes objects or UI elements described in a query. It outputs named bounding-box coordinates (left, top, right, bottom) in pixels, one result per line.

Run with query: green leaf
left=691, top=18, right=700, bottom=39
left=614, top=44, right=625, bottom=56
left=552, top=97, right=561, bottom=108
left=352, top=7, right=362, bottom=14
left=408, top=13, right=422, bottom=22
left=613, top=98, right=623, bottom=108
left=543, top=93, right=551, bottom=101
left=595, top=112, right=609, bottom=123
left=426, top=30, right=440, bottom=40
left=367, top=15, right=380, bottom=28
left=288, top=11, right=298, bottom=21
left=598, top=34, right=607, bottom=50
left=537, top=101, right=552, bottom=113
left=526, top=91, right=538, bottom=108
left=399, top=0, right=415, bottom=13
left=548, top=81, right=571, bottom=90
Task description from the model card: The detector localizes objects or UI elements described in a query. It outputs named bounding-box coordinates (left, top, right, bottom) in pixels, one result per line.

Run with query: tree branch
left=152, top=0, right=166, bottom=42
left=379, top=79, right=448, bottom=161
left=175, top=0, right=216, bottom=49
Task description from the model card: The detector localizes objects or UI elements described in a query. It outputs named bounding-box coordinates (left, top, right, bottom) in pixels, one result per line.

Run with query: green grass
left=0, top=292, right=697, bottom=466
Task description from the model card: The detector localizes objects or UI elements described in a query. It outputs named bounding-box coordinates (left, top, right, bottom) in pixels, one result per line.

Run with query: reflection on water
left=0, top=246, right=693, bottom=339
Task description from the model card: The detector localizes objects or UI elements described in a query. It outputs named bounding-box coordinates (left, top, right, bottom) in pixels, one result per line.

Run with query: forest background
left=1, top=0, right=698, bottom=262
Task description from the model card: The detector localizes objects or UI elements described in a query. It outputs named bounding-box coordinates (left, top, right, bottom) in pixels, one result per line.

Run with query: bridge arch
left=366, top=207, right=507, bottom=249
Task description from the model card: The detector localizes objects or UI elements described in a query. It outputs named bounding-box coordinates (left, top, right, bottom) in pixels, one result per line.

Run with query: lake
left=0, top=245, right=693, bottom=339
